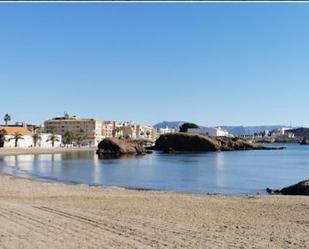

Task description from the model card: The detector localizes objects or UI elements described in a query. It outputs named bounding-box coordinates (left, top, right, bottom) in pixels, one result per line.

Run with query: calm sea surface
left=0, top=144, right=308, bottom=195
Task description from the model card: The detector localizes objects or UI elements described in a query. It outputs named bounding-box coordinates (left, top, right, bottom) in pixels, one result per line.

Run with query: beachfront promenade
left=0, top=172, right=308, bottom=249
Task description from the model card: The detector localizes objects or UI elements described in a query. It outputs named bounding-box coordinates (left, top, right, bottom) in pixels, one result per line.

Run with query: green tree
left=9, top=132, right=24, bottom=147
left=32, top=128, right=42, bottom=147
left=3, top=114, right=11, bottom=126
left=62, top=131, right=74, bottom=147
left=46, top=132, right=60, bottom=147
left=113, top=127, right=122, bottom=138
left=125, top=134, right=130, bottom=140
left=0, top=129, right=7, bottom=147
left=179, top=123, right=199, bottom=133
left=74, top=130, right=87, bottom=148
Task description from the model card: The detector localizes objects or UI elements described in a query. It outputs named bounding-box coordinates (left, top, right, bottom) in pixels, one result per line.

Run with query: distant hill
left=153, top=121, right=287, bottom=136
left=287, top=128, right=309, bottom=138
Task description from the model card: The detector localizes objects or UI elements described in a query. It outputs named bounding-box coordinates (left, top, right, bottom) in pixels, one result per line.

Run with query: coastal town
left=0, top=113, right=175, bottom=148
left=0, top=112, right=307, bottom=149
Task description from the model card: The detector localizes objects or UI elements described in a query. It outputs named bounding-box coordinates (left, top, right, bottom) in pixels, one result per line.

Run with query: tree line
left=0, top=113, right=88, bottom=148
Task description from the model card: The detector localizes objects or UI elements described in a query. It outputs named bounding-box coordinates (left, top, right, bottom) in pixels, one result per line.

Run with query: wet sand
left=0, top=173, right=308, bottom=249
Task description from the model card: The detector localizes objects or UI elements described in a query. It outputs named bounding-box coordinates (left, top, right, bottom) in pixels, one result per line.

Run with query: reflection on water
left=214, top=152, right=225, bottom=188
left=0, top=145, right=309, bottom=195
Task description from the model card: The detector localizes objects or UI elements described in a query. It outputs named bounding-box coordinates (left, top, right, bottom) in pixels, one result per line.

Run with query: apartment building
left=110, top=121, right=157, bottom=141
left=138, top=125, right=156, bottom=140
left=44, top=114, right=103, bottom=146
left=102, top=121, right=116, bottom=138
left=113, top=121, right=139, bottom=139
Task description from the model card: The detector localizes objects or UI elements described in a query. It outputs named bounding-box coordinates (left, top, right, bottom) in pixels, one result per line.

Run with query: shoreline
left=0, top=171, right=228, bottom=196
left=0, top=172, right=308, bottom=248
left=0, top=147, right=96, bottom=156
left=0, top=169, right=268, bottom=197
left=0, top=146, right=292, bottom=197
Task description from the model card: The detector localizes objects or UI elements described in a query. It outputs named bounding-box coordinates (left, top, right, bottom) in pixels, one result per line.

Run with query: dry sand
left=0, top=147, right=96, bottom=156
left=0, top=173, right=308, bottom=249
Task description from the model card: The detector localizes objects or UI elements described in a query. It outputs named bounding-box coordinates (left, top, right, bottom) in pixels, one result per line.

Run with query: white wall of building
left=4, top=135, right=33, bottom=148
left=187, top=127, right=230, bottom=137
left=157, top=127, right=175, bottom=135
left=38, top=134, right=62, bottom=148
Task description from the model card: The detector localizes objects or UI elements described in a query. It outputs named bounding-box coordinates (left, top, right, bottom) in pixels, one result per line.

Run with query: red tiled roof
left=0, top=127, right=32, bottom=136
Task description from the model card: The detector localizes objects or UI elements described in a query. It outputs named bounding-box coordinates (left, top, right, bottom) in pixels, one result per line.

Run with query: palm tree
left=46, top=132, right=60, bottom=147
left=62, top=131, right=74, bottom=147
left=74, top=130, right=87, bottom=148
left=0, top=129, right=7, bottom=147
left=3, top=114, right=11, bottom=126
left=113, top=127, right=123, bottom=138
left=9, top=132, right=24, bottom=147
left=32, top=128, right=42, bottom=147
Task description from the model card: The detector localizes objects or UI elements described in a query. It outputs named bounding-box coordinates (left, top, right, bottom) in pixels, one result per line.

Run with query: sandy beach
left=0, top=147, right=96, bottom=156
left=0, top=172, right=308, bottom=249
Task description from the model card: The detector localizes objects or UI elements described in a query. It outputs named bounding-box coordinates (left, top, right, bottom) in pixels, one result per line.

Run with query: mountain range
left=153, top=121, right=288, bottom=136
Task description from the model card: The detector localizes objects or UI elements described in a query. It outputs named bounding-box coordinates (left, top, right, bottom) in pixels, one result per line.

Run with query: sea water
left=0, top=144, right=308, bottom=195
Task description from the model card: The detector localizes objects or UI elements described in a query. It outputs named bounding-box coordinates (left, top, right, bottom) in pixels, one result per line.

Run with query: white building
left=270, top=127, right=294, bottom=138
left=188, top=127, right=231, bottom=137
left=38, top=133, right=62, bottom=148
left=113, top=121, right=139, bottom=139
left=1, top=127, right=33, bottom=148
left=157, top=127, right=175, bottom=135
left=138, top=125, right=156, bottom=140
left=102, top=121, right=115, bottom=138
left=0, top=126, right=63, bottom=148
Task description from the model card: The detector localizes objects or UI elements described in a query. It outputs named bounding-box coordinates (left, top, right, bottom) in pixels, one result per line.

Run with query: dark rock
left=97, top=138, right=146, bottom=158
left=152, top=133, right=280, bottom=152
left=280, top=179, right=309, bottom=195
left=154, top=133, right=221, bottom=152
left=267, top=179, right=309, bottom=195
left=300, top=138, right=309, bottom=145
left=216, top=137, right=262, bottom=151
left=288, top=128, right=309, bottom=139
left=265, top=188, right=281, bottom=195
left=163, top=147, right=176, bottom=154
left=134, top=144, right=146, bottom=155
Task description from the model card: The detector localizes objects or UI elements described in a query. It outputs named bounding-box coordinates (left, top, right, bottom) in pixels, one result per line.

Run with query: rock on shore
left=152, top=133, right=280, bottom=152
left=154, top=133, right=221, bottom=152
left=267, top=179, right=309, bottom=195
left=97, top=138, right=145, bottom=158
left=300, top=138, right=309, bottom=145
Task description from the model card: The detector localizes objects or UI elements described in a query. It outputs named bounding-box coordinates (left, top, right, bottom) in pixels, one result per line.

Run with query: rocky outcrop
left=267, top=179, right=309, bottom=195
left=152, top=133, right=281, bottom=152
left=97, top=138, right=146, bottom=158
left=300, top=138, right=309, bottom=145
left=154, top=133, right=221, bottom=152
left=216, top=137, right=262, bottom=151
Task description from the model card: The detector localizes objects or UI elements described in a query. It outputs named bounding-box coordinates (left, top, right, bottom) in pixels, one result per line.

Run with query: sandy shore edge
left=0, top=147, right=96, bottom=156
left=0, top=171, right=308, bottom=249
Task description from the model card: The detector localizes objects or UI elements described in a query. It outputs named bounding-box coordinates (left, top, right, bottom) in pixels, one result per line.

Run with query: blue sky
left=1, top=3, right=309, bottom=127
